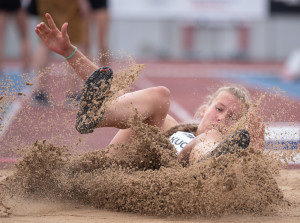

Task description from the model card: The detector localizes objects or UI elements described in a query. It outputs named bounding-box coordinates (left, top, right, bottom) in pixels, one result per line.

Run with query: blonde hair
left=195, top=85, right=252, bottom=119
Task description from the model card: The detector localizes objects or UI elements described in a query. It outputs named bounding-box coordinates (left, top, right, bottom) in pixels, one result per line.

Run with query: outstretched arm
left=35, top=13, right=97, bottom=81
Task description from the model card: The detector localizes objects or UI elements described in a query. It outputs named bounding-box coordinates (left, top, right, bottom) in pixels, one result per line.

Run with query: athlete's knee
left=151, top=86, right=170, bottom=113
left=146, top=86, right=170, bottom=125
left=152, top=86, right=170, bottom=102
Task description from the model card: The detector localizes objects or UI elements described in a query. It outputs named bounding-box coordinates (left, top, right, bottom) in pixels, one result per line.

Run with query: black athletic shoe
left=197, top=129, right=250, bottom=163
left=75, top=67, right=113, bottom=134
left=210, top=129, right=250, bottom=158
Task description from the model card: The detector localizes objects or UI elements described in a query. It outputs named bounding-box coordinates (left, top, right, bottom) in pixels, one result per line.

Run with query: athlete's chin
left=210, top=124, right=228, bottom=134
left=205, top=124, right=219, bottom=133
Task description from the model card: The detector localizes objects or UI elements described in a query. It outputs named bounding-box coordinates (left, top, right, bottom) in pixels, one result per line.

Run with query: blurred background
left=1, top=0, right=300, bottom=62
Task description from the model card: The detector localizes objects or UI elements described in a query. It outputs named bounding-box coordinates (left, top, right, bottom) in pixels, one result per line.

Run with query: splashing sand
left=5, top=115, right=283, bottom=217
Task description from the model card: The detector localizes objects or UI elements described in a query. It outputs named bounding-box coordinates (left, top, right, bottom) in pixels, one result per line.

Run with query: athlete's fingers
left=36, top=22, right=51, bottom=35
left=35, top=23, right=47, bottom=37
left=35, top=27, right=42, bottom=38
left=35, top=23, right=43, bottom=34
left=45, top=13, right=58, bottom=31
left=35, top=24, right=50, bottom=41
left=61, top=23, right=69, bottom=38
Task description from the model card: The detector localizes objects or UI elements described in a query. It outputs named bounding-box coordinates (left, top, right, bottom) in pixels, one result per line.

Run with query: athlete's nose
left=217, top=113, right=226, bottom=122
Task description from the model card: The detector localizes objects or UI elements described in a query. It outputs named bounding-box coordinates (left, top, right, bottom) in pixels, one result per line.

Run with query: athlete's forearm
left=64, top=45, right=98, bottom=81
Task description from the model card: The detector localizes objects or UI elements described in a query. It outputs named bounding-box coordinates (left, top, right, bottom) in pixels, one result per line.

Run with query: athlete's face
left=197, top=91, right=245, bottom=135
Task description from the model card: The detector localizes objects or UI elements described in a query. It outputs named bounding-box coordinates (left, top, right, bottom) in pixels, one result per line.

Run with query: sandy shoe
left=209, top=129, right=250, bottom=158
left=75, top=66, right=113, bottom=134
left=197, top=129, right=250, bottom=163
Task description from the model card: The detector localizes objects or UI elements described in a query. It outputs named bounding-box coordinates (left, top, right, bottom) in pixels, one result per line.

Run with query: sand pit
left=0, top=122, right=293, bottom=221
left=0, top=168, right=299, bottom=223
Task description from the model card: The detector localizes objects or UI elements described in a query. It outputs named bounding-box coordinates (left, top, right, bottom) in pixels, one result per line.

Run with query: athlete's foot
left=75, top=67, right=113, bottom=134
left=198, top=129, right=250, bottom=163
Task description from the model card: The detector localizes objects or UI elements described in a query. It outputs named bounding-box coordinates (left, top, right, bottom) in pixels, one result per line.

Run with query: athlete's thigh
left=161, top=114, right=178, bottom=132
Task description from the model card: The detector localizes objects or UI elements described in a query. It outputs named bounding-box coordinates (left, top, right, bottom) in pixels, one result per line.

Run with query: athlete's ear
left=200, top=105, right=207, bottom=118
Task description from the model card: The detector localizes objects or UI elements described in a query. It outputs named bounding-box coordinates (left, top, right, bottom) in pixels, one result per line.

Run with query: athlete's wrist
left=62, top=45, right=77, bottom=58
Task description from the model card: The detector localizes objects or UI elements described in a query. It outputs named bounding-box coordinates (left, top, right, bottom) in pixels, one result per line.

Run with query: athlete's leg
left=75, top=67, right=178, bottom=157
left=75, top=65, right=176, bottom=134
left=90, top=86, right=178, bottom=157
left=101, top=86, right=173, bottom=129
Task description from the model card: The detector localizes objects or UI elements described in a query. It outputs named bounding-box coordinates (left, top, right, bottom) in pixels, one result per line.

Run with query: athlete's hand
left=35, top=13, right=75, bottom=58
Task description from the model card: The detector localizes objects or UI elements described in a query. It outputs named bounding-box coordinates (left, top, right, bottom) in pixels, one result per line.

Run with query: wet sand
left=0, top=168, right=299, bottom=223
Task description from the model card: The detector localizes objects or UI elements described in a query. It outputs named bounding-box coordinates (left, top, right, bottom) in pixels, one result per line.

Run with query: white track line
left=0, top=101, right=21, bottom=139
left=265, top=124, right=300, bottom=141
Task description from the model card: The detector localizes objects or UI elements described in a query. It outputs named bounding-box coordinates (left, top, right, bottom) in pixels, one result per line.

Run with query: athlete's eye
left=216, top=106, right=222, bottom=112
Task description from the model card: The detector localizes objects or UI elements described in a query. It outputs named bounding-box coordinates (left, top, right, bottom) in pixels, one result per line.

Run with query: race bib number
left=169, top=131, right=195, bottom=153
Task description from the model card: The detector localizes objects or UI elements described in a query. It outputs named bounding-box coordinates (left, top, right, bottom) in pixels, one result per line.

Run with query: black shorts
left=88, top=0, right=107, bottom=10
left=0, top=0, right=21, bottom=12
